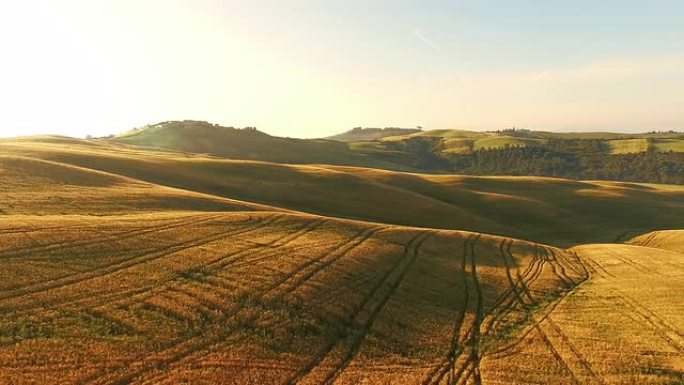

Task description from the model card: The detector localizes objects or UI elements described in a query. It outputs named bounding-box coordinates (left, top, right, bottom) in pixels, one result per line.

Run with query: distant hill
left=373, top=127, right=684, bottom=154
left=342, top=128, right=684, bottom=183
left=107, top=122, right=684, bottom=184
left=111, top=120, right=408, bottom=170
left=325, top=127, right=422, bottom=142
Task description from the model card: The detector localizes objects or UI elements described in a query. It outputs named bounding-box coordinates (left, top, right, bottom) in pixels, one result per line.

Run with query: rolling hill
left=628, top=230, right=684, bottom=253
left=2, top=136, right=683, bottom=246
left=487, top=241, right=684, bottom=384
left=113, top=121, right=410, bottom=171
left=0, top=154, right=275, bottom=215
left=0, top=134, right=682, bottom=384
left=0, top=211, right=590, bottom=384
left=364, top=128, right=684, bottom=154
left=106, top=122, right=684, bottom=184
left=325, top=127, right=422, bottom=142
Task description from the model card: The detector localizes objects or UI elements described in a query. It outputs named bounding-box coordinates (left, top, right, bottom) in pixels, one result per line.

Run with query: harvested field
left=0, top=212, right=588, bottom=384
left=483, top=243, right=684, bottom=385
left=0, top=138, right=682, bottom=384
left=628, top=230, right=684, bottom=253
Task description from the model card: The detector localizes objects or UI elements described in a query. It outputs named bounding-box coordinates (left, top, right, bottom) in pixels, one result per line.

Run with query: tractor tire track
left=283, top=231, right=432, bottom=385
left=103, top=218, right=328, bottom=312
left=135, top=226, right=387, bottom=384
left=270, top=226, right=386, bottom=298
left=544, top=317, right=604, bottom=383
left=84, top=225, right=384, bottom=385
left=581, top=251, right=683, bottom=351
left=481, top=240, right=558, bottom=340
left=544, top=248, right=573, bottom=288
left=0, top=213, right=227, bottom=260
left=479, top=239, right=530, bottom=338
left=589, top=255, right=684, bottom=352
left=0, top=214, right=283, bottom=311
left=484, top=254, right=591, bottom=359
left=422, top=234, right=476, bottom=385
left=449, top=234, right=483, bottom=385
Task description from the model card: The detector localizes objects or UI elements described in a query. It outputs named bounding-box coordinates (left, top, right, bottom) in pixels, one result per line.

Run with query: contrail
left=413, top=29, right=438, bottom=50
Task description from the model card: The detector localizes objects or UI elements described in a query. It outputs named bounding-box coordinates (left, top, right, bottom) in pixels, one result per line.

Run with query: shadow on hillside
left=34, top=152, right=684, bottom=247
left=0, top=156, right=122, bottom=188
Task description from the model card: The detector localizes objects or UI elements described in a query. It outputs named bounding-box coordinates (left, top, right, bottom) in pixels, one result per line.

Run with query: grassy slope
left=114, top=121, right=410, bottom=171
left=0, top=211, right=586, bottom=384
left=112, top=124, right=684, bottom=175
left=325, top=127, right=422, bottom=141
left=628, top=230, right=684, bottom=253
left=0, top=135, right=682, bottom=384
left=484, top=241, right=684, bottom=384
left=0, top=154, right=275, bottom=215
left=376, top=129, right=684, bottom=156
left=2, top=137, right=683, bottom=246
left=654, top=139, right=684, bottom=152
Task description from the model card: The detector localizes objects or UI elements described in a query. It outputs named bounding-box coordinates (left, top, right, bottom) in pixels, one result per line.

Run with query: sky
left=0, top=0, right=683, bottom=139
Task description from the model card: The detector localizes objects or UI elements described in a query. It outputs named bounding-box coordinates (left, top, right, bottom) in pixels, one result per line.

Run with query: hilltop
left=112, top=121, right=410, bottom=170
left=105, top=122, right=684, bottom=184
left=325, top=127, right=422, bottom=142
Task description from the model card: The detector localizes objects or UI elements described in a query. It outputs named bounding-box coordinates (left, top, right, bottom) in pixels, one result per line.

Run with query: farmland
left=483, top=242, right=684, bottom=384
left=0, top=136, right=682, bottom=384
left=0, top=212, right=590, bottom=384
left=2, top=136, right=683, bottom=246
left=103, top=121, right=684, bottom=184
left=3, top=0, right=684, bottom=382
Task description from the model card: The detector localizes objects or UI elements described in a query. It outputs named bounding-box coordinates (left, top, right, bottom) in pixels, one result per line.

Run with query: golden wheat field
left=4, top=1, right=684, bottom=382
left=628, top=230, right=684, bottom=253
left=482, top=242, right=684, bottom=385
left=0, top=139, right=682, bottom=384
left=0, top=211, right=588, bottom=384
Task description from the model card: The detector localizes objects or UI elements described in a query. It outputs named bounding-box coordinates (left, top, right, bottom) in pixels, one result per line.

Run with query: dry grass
left=482, top=242, right=684, bottom=385
left=0, top=155, right=275, bottom=216
left=0, top=212, right=588, bottom=384
left=2, top=137, right=683, bottom=246
left=628, top=230, right=684, bottom=253
left=0, top=136, right=682, bottom=384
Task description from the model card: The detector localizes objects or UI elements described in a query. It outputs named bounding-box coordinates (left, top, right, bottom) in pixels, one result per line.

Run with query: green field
left=606, top=138, right=650, bottom=154
left=654, top=138, right=684, bottom=152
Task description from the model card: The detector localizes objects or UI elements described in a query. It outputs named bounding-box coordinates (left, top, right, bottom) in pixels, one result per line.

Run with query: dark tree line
left=374, top=137, right=684, bottom=184
left=449, top=145, right=684, bottom=184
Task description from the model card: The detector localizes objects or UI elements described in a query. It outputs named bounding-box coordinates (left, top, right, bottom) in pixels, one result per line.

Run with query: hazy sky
left=1, top=0, right=683, bottom=138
